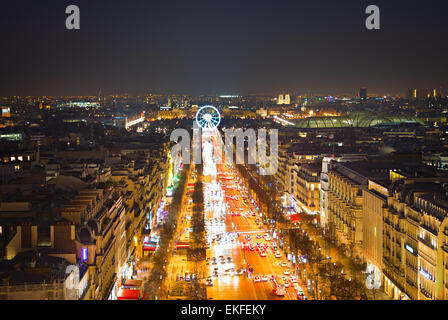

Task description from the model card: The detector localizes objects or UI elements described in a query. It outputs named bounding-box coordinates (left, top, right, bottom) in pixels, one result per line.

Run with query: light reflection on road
left=201, top=128, right=301, bottom=300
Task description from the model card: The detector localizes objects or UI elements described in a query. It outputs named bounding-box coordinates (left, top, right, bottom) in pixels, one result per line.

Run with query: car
left=284, top=270, right=290, bottom=275
left=235, top=269, right=244, bottom=276
left=264, top=235, right=271, bottom=241
left=261, top=275, right=269, bottom=282
left=253, top=276, right=262, bottom=283
left=273, top=285, right=286, bottom=296
left=259, top=251, right=267, bottom=257
left=295, top=286, right=306, bottom=299
left=275, top=252, right=281, bottom=258
left=281, top=262, right=288, bottom=267
left=224, top=268, right=235, bottom=275
left=290, top=276, right=297, bottom=283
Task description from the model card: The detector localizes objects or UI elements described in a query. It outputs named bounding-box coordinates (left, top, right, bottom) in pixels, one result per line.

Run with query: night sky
left=0, top=0, right=447, bottom=96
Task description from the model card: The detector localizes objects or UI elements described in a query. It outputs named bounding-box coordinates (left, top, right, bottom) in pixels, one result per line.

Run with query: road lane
left=164, top=128, right=303, bottom=300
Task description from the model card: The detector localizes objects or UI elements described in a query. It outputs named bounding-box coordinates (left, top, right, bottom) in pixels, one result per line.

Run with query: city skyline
left=2, top=0, right=448, bottom=305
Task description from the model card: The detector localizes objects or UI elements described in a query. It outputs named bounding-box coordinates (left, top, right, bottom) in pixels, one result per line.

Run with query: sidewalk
left=299, top=222, right=392, bottom=300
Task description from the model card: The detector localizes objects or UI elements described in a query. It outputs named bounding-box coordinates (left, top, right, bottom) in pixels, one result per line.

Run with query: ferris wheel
left=196, top=105, right=221, bottom=129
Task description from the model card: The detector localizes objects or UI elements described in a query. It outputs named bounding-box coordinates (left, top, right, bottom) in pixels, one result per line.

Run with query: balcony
left=417, top=236, right=435, bottom=250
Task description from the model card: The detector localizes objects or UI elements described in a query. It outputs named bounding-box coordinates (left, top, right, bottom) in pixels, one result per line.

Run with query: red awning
left=117, top=288, right=142, bottom=300
left=289, top=213, right=302, bottom=222
left=123, top=279, right=143, bottom=289
left=143, top=246, right=157, bottom=251
left=175, top=241, right=190, bottom=249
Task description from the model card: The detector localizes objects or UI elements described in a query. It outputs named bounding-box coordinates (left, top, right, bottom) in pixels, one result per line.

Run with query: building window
left=82, top=248, right=88, bottom=261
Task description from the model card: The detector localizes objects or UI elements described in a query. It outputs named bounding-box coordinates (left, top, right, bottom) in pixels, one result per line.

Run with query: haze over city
left=1, top=0, right=448, bottom=96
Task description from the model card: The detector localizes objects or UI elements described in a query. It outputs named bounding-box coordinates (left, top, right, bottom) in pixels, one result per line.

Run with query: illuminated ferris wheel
left=196, top=105, right=221, bottom=129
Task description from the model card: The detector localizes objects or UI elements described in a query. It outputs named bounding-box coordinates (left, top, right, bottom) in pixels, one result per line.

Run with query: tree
left=186, top=164, right=207, bottom=299
left=144, top=165, right=189, bottom=300
left=317, top=261, right=367, bottom=300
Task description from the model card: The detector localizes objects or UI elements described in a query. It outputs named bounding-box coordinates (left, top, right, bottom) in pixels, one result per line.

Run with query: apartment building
left=362, top=179, right=387, bottom=291
left=413, top=192, right=448, bottom=300
left=291, top=163, right=321, bottom=215
left=383, top=186, right=408, bottom=300
left=327, top=163, right=365, bottom=260
left=75, top=190, right=126, bottom=300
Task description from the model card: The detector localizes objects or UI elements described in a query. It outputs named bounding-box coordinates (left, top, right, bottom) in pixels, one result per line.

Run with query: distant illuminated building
left=124, top=112, right=145, bottom=130
left=277, top=94, right=290, bottom=105
left=57, top=102, right=100, bottom=108
left=2, top=108, right=10, bottom=117
left=256, top=108, right=268, bottom=118
left=278, top=94, right=284, bottom=105
left=406, top=88, right=437, bottom=100
left=0, top=133, right=22, bottom=141
left=360, top=87, right=367, bottom=100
